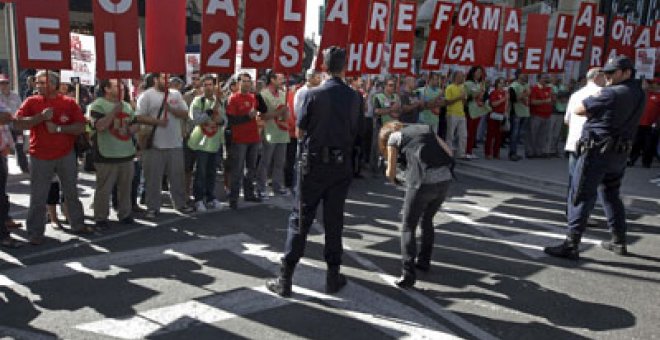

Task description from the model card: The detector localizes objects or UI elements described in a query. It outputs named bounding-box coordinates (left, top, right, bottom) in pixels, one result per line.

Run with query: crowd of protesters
left=0, top=64, right=658, bottom=248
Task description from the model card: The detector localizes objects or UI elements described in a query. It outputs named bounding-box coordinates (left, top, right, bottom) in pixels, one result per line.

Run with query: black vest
left=399, top=124, right=453, bottom=188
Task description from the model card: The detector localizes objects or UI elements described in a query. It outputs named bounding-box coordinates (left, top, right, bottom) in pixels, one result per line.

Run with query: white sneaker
left=467, top=154, right=479, bottom=160
left=195, top=201, right=207, bottom=212
left=206, top=199, right=223, bottom=210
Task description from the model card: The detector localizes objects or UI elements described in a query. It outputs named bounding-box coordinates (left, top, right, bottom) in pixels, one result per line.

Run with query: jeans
left=0, top=156, right=9, bottom=239
left=400, top=181, right=450, bottom=277
left=509, top=116, right=529, bottom=157
left=193, top=150, right=218, bottom=202
left=257, top=141, right=287, bottom=193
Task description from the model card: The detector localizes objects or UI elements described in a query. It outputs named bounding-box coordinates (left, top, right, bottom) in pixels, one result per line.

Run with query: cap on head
left=323, top=46, right=347, bottom=74
left=603, top=56, right=634, bottom=73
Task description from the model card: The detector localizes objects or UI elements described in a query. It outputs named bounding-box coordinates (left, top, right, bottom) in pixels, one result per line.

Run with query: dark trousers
left=1, top=156, right=9, bottom=239
left=485, top=117, right=503, bottom=158
left=437, top=111, right=448, bottom=141
left=568, top=151, right=628, bottom=236
left=401, top=181, right=450, bottom=276
left=466, top=114, right=481, bottom=155
left=362, top=117, right=373, bottom=165
left=11, top=130, right=29, bottom=172
left=193, top=150, right=218, bottom=202
left=509, top=116, right=528, bottom=157
left=283, top=163, right=352, bottom=267
left=630, top=125, right=658, bottom=167
left=285, top=138, right=297, bottom=189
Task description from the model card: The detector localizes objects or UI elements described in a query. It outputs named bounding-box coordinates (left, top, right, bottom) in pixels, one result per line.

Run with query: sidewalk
left=455, top=147, right=660, bottom=216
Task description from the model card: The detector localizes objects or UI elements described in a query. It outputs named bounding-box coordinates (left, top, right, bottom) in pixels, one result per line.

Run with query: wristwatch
left=56, top=125, right=62, bottom=133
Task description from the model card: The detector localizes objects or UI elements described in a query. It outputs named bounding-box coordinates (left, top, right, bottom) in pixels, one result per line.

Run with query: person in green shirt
left=373, top=77, right=402, bottom=125
left=188, top=74, right=226, bottom=212
left=508, top=73, right=530, bottom=161
left=464, top=66, right=489, bottom=159
left=418, top=73, right=446, bottom=136
left=445, top=71, right=468, bottom=159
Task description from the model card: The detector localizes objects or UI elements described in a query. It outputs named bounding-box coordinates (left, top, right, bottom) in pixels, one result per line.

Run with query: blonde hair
left=378, top=121, right=404, bottom=156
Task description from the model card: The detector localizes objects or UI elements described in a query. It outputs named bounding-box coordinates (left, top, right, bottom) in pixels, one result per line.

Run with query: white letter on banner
left=612, top=20, right=624, bottom=40
left=370, top=2, right=388, bottom=31
left=98, top=0, right=131, bottom=14
left=549, top=48, right=565, bottom=70
left=591, top=46, right=602, bottom=66
left=622, top=25, right=633, bottom=46
left=208, top=32, right=231, bottom=67
left=447, top=37, right=463, bottom=60
left=397, top=3, right=414, bottom=31
left=505, top=11, right=519, bottom=32
left=457, top=2, right=472, bottom=26
left=206, top=0, right=236, bottom=16
left=557, top=16, right=569, bottom=39
left=283, top=0, right=301, bottom=21
left=364, top=42, right=383, bottom=69
left=503, top=42, right=518, bottom=65
left=482, top=7, right=500, bottom=31
left=248, top=28, right=270, bottom=62
left=577, top=5, right=593, bottom=27
left=392, top=43, right=410, bottom=69
left=327, top=0, right=348, bottom=25
left=434, top=4, right=452, bottom=30
left=655, top=22, right=660, bottom=43
left=26, top=18, right=62, bottom=61
left=570, top=36, right=586, bottom=58
left=347, top=43, right=363, bottom=71
left=279, top=36, right=299, bottom=68
left=471, top=5, right=480, bottom=29
left=594, top=16, right=605, bottom=37
left=104, top=32, right=132, bottom=71
left=425, top=41, right=439, bottom=66
left=525, top=48, right=542, bottom=70
left=461, top=39, right=475, bottom=63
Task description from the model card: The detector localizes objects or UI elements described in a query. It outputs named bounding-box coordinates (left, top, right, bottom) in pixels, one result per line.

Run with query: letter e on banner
left=522, top=14, right=549, bottom=74
left=93, top=0, right=140, bottom=79
left=315, top=0, right=351, bottom=70
left=421, top=1, right=453, bottom=71
left=274, top=0, right=306, bottom=74
left=145, top=0, right=186, bottom=73
left=501, top=8, right=521, bottom=69
left=242, top=0, right=278, bottom=69
left=201, top=0, right=238, bottom=74
left=15, top=0, right=71, bottom=70
left=390, top=1, right=417, bottom=74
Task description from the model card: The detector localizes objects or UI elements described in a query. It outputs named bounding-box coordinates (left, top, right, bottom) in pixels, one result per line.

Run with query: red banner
left=362, top=0, right=390, bottom=74
left=474, top=4, right=501, bottom=67
left=15, top=0, right=71, bottom=70
left=242, top=0, right=278, bottom=69
left=445, top=0, right=477, bottom=66
left=315, top=0, right=351, bottom=70
left=273, top=0, right=306, bottom=74
left=548, top=14, right=574, bottom=73
left=501, top=8, right=521, bottom=69
left=606, top=17, right=636, bottom=61
left=590, top=15, right=606, bottom=67
left=567, top=2, right=596, bottom=61
left=145, top=0, right=186, bottom=73
left=200, top=0, right=239, bottom=74
left=345, top=0, right=371, bottom=76
left=621, top=23, right=637, bottom=59
left=93, top=0, right=140, bottom=79
left=421, top=1, right=453, bottom=71
left=634, top=26, right=652, bottom=49
left=389, top=0, right=416, bottom=75
left=522, top=14, right=549, bottom=74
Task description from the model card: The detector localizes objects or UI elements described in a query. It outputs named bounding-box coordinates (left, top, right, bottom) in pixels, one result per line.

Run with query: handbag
left=136, top=92, right=169, bottom=150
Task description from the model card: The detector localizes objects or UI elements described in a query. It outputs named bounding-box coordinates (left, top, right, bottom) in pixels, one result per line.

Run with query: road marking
left=0, top=326, right=53, bottom=340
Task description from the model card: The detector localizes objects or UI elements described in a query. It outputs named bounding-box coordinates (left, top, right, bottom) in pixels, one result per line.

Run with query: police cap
left=602, top=56, right=634, bottom=73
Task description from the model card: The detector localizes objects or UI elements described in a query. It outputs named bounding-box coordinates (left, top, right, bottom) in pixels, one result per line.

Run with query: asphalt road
left=1, top=169, right=659, bottom=339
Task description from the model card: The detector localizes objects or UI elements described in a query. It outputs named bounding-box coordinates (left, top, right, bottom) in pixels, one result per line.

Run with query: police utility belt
left=576, top=137, right=632, bottom=156
left=307, top=147, right=348, bottom=165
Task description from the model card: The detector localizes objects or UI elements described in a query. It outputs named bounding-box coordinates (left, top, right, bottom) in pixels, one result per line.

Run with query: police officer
left=544, top=56, right=646, bottom=260
left=266, top=46, right=362, bottom=297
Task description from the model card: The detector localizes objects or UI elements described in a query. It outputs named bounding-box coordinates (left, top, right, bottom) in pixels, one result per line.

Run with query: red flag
left=145, top=0, right=186, bottom=73
left=567, top=2, right=597, bottom=61
left=273, top=0, right=306, bottom=74
left=522, top=14, right=549, bottom=74
left=474, top=4, right=501, bottom=67
left=389, top=1, right=417, bottom=75
left=421, top=1, right=453, bottom=71
left=444, top=0, right=477, bottom=66
left=362, top=0, right=390, bottom=74
left=501, top=8, right=521, bottom=69
left=242, top=0, right=278, bottom=69
left=93, top=0, right=140, bottom=79
left=346, top=0, right=371, bottom=77
left=548, top=14, right=574, bottom=73
left=15, top=0, right=71, bottom=70
left=315, top=0, right=351, bottom=70
left=590, top=15, right=606, bottom=67
left=200, top=0, right=239, bottom=74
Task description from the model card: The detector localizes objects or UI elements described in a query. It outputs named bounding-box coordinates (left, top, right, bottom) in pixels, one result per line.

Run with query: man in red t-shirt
left=14, top=71, right=91, bottom=244
left=629, top=79, right=660, bottom=167
left=226, top=72, right=262, bottom=209
left=528, top=74, right=554, bottom=158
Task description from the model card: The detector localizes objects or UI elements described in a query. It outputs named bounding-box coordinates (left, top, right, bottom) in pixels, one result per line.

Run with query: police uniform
left=545, top=56, right=646, bottom=259
left=266, top=48, right=362, bottom=297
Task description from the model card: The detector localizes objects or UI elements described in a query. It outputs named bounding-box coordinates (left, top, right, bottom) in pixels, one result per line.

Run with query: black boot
left=544, top=233, right=581, bottom=260
left=266, top=261, right=295, bottom=297
left=601, top=233, right=627, bottom=255
left=326, top=266, right=347, bottom=294
left=396, top=262, right=417, bottom=288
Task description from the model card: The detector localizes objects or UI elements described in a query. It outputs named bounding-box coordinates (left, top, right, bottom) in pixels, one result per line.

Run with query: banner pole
left=5, top=2, right=19, bottom=92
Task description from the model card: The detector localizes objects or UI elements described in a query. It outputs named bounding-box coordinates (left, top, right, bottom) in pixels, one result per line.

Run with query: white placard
left=61, top=33, right=96, bottom=86
left=635, top=48, right=656, bottom=80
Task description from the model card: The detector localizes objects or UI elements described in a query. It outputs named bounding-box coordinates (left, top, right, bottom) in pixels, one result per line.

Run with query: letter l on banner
left=93, top=0, right=141, bottom=79
left=145, top=0, right=186, bottom=73
left=15, top=0, right=71, bottom=70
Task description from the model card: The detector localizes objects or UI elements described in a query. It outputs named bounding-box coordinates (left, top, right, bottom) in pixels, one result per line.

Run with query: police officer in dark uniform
left=544, top=56, right=646, bottom=260
left=266, top=46, right=363, bottom=297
